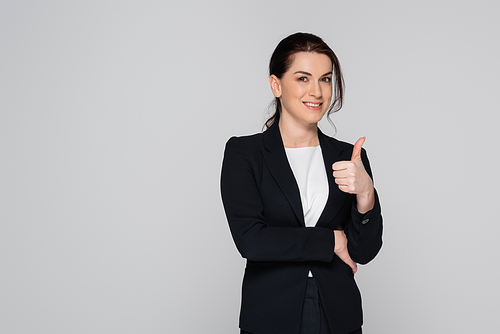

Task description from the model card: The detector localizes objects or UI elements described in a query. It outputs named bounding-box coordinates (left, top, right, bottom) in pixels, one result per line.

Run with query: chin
left=308, top=113, right=327, bottom=124
left=305, top=117, right=323, bottom=125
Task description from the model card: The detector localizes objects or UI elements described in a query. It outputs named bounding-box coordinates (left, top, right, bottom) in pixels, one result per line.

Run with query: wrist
left=357, top=186, right=373, bottom=200
left=356, top=187, right=375, bottom=214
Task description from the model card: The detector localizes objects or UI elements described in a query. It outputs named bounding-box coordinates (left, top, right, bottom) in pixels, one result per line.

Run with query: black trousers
left=241, top=278, right=362, bottom=334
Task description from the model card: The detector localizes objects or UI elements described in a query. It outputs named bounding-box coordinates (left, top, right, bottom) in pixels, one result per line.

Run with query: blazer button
left=361, top=219, right=370, bottom=225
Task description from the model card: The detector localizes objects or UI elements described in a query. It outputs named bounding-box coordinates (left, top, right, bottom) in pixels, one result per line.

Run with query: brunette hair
left=265, top=32, right=344, bottom=129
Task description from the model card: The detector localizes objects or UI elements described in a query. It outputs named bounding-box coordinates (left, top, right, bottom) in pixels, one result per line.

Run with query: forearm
left=347, top=190, right=383, bottom=264
left=228, top=222, right=334, bottom=262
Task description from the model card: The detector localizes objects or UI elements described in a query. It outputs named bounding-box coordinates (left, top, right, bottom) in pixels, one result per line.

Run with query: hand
left=332, top=137, right=375, bottom=213
left=334, top=230, right=357, bottom=273
left=332, top=137, right=373, bottom=195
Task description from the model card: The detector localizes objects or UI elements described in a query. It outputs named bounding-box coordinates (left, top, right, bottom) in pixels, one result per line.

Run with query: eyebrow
left=294, top=71, right=333, bottom=77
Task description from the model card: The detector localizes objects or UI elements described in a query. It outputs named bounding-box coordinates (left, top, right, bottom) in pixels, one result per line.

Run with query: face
left=270, top=52, right=333, bottom=127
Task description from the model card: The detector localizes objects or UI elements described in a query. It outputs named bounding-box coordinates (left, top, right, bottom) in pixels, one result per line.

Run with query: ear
left=270, top=75, right=282, bottom=98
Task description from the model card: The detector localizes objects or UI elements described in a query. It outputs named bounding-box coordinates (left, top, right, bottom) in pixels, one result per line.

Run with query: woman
left=221, top=32, right=382, bottom=334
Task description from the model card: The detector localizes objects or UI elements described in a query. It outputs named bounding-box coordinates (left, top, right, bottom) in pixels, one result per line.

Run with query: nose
left=309, top=80, right=322, bottom=98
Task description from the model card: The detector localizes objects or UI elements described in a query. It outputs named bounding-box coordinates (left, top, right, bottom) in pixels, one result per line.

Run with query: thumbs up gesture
left=332, top=137, right=375, bottom=212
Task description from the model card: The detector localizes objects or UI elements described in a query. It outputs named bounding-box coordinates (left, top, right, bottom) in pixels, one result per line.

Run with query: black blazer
left=221, top=122, right=383, bottom=334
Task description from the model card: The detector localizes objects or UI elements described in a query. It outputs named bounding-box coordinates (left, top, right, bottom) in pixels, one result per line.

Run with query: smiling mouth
left=303, top=102, right=322, bottom=107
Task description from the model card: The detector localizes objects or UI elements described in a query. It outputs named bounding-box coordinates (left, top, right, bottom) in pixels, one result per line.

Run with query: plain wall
left=1, top=0, right=499, bottom=333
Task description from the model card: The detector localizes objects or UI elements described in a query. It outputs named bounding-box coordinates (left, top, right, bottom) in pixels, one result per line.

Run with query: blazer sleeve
left=220, top=137, right=334, bottom=263
left=346, top=148, right=383, bottom=265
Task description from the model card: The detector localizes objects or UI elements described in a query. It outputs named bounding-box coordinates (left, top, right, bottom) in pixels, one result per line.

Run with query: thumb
left=351, top=137, right=365, bottom=161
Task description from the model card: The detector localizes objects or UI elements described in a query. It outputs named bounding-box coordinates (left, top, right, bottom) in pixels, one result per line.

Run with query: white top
left=285, top=146, right=329, bottom=227
left=285, top=146, right=329, bottom=278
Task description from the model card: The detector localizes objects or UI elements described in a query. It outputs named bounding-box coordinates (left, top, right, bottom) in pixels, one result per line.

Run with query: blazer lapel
left=316, top=129, right=349, bottom=228
left=261, top=122, right=305, bottom=226
left=260, top=124, right=350, bottom=228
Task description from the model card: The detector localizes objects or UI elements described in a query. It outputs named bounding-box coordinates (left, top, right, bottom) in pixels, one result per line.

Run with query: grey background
left=1, top=0, right=499, bottom=333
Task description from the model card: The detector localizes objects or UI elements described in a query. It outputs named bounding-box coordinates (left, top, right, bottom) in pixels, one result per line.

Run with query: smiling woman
left=265, top=33, right=344, bottom=132
left=270, top=52, right=334, bottom=146
left=221, top=32, right=382, bottom=334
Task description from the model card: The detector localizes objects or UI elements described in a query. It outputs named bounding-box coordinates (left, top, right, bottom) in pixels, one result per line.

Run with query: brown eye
left=298, top=77, right=307, bottom=82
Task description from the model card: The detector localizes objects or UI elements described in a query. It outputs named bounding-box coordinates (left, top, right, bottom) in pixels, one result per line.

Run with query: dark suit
left=221, top=122, right=383, bottom=334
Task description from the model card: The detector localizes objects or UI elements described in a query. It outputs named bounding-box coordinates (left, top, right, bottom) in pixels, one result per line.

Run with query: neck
left=278, top=117, right=319, bottom=148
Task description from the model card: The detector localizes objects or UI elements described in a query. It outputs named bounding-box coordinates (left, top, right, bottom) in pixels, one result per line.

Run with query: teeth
left=304, top=102, right=321, bottom=107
